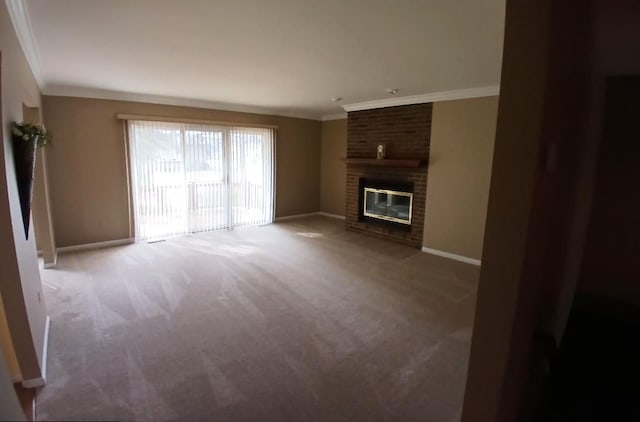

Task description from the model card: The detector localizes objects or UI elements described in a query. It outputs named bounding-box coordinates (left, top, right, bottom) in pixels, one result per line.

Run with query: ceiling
left=18, top=0, right=505, bottom=120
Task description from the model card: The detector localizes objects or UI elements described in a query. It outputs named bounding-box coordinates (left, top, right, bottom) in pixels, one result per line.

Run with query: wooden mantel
left=341, top=158, right=426, bottom=168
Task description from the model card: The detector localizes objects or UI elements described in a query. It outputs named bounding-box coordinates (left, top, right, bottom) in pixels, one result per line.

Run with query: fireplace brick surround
left=345, top=103, right=432, bottom=248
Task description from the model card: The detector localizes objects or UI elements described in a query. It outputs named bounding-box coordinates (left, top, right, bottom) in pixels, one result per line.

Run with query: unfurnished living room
left=3, top=1, right=640, bottom=421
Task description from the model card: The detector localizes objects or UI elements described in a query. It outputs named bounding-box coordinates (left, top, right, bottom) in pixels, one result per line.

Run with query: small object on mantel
left=341, top=158, right=426, bottom=168
left=377, top=144, right=386, bottom=160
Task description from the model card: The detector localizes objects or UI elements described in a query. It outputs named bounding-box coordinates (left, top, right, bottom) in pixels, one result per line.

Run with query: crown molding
left=5, top=0, right=43, bottom=86
left=42, top=85, right=323, bottom=121
left=342, top=85, right=500, bottom=112
left=320, top=112, right=347, bottom=121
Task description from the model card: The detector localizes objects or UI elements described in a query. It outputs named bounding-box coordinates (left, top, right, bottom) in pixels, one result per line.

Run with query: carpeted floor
left=37, top=216, right=479, bottom=421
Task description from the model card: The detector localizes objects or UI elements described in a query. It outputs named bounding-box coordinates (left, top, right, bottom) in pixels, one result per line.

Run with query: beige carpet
left=37, top=216, right=479, bottom=421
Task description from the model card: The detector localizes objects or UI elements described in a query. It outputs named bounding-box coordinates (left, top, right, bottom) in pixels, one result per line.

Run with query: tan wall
left=42, top=96, right=321, bottom=247
left=462, top=0, right=551, bottom=418
left=423, top=96, right=499, bottom=260
left=1, top=1, right=49, bottom=382
left=0, top=336, right=23, bottom=421
left=0, top=292, right=19, bottom=379
left=320, top=119, right=347, bottom=216
left=463, top=0, right=592, bottom=419
left=318, top=99, right=498, bottom=255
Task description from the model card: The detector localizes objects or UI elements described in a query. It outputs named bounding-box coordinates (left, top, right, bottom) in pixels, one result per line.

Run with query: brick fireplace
left=345, top=103, right=432, bottom=248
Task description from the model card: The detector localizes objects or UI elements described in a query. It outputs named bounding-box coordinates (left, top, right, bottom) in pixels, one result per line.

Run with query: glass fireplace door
left=363, top=187, right=413, bottom=225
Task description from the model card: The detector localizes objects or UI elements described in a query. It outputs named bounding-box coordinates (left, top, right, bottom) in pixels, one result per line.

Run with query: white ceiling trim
left=342, top=85, right=500, bottom=112
left=5, top=0, right=43, bottom=86
left=42, top=85, right=321, bottom=121
left=320, top=112, right=348, bottom=121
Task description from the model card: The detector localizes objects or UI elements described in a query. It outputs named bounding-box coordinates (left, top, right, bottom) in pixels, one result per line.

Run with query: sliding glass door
left=184, top=126, right=227, bottom=233
left=229, top=128, right=276, bottom=227
left=129, top=120, right=274, bottom=240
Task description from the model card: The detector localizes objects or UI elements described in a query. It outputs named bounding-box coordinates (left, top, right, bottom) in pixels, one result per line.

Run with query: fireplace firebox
left=359, top=178, right=414, bottom=228
left=363, top=188, right=413, bottom=225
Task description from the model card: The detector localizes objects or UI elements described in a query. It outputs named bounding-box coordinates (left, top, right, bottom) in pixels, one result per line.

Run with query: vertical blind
left=128, top=120, right=275, bottom=240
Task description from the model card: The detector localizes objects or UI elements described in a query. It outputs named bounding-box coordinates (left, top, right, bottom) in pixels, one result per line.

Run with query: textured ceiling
left=24, top=0, right=505, bottom=119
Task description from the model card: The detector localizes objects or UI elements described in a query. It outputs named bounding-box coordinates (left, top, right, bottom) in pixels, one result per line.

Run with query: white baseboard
left=22, top=315, right=50, bottom=388
left=275, top=212, right=319, bottom=221
left=42, top=315, right=50, bottom=381
left=421, top=246, right=482, bottom=266
left=317, top=212, right=346, bottom=220
left=43, top=254, right=57, bottom=269
left=22, top=376, right=45, bottom=388
left=276, top=212, right=347, bottom=222
left=57, top=238, right=134, bottom=254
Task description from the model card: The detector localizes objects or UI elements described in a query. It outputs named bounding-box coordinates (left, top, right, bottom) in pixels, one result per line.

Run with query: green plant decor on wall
left=11, top=122, right=52, bottom=238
